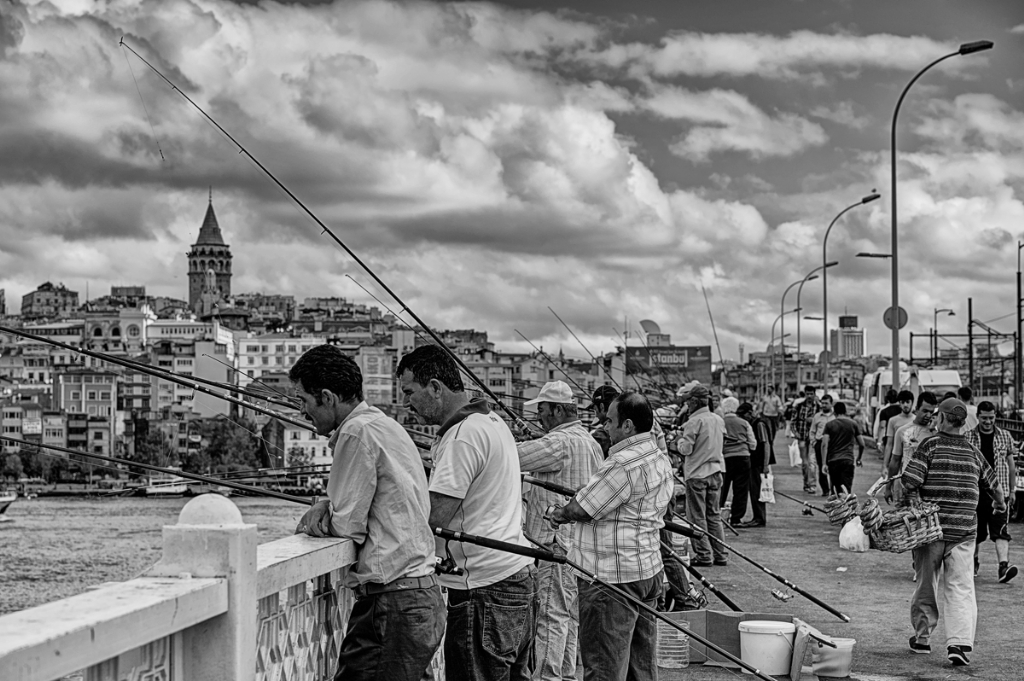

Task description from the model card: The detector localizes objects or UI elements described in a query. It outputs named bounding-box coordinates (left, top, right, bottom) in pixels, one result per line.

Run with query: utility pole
left=1017, top=241, right=1022, bottom=413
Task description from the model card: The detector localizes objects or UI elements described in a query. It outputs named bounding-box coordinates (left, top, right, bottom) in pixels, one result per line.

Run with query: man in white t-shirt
left=398, top=345, right=536, bottom=681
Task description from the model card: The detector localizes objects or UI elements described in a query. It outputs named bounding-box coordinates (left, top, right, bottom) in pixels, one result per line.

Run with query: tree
left=287, top=446, right=313, bottom=468
left=195, top=417, right=260, bottom=473
left=134, top=429, right=176, bottom=468
left=2, top=453, right=24, bottom=482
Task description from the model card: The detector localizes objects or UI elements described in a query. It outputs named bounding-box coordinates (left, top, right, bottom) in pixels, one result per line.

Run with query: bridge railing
left=0, top=495, right=356, bottom=681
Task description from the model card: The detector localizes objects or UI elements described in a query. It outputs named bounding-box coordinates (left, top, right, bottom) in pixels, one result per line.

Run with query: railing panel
left=0, top=578, right=224, bottom=681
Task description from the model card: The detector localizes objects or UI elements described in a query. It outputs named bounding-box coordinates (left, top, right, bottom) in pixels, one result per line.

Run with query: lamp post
left=782, top=273, right=820, bottom=402
left=932, top=307, right=955, bottom=363
left=770, top=310, right=796, bottom=391
left=798, top=262, right=838, bottom=388
left=823, top=193, right=880, bottom=392
left=890, top=40, right=994, bottom=392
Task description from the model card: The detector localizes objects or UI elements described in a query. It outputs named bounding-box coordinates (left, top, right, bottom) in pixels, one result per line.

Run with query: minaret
left=187, top=188, right=232, bottom=313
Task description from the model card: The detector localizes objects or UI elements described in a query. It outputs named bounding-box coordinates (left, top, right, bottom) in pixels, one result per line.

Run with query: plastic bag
left=759, top=471, right=776, bottom=504
left=838, top=516, right=869, bottom=552
left=788, top=441, right=802, bottom=467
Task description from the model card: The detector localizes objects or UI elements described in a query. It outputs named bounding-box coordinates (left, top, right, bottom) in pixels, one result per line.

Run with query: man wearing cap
left=676, top=384, right=728, bottom=566
left=966, top=401, right=1018, bottom=583
left=518, top=381, right=603, bottom=681
left=590, top=385, right=619, bottom=457
left=902, top=397, right=1006, bottom=667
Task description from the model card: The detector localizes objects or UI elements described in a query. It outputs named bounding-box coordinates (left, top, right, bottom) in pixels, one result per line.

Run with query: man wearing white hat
left=518, top=381, right=603, bottom=681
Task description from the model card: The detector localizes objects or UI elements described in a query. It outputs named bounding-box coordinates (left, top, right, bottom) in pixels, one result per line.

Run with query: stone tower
left=187, top=190, right=232, bottom=313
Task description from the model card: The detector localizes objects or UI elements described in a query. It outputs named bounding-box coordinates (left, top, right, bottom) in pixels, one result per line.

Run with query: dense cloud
left=1, top=0, right=1022, bottom=362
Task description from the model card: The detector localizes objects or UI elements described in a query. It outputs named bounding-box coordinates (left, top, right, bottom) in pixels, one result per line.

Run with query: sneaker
left=947, top=645, right=970, bottom=666
left=999, top=563, right=1019, bottom=584
left=713, top=559, right=728, bottom=566
left=909, top=636, right=931, bottom=654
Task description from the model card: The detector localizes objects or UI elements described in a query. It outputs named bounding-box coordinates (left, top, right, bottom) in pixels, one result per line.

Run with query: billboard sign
left=625, top=345, right=713, bottom=386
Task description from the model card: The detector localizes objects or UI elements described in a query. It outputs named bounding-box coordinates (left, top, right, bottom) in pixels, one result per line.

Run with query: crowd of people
left=285, top=340, right=1018, bottom=679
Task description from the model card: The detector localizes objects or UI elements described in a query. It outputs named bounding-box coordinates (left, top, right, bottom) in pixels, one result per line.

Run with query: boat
left=144, top=472, right=189, bottom=497
left=0, top=492, right=15, bottom=521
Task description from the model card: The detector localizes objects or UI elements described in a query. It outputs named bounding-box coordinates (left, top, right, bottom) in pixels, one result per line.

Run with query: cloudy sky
left=2, top=0, right=1023, bottom=363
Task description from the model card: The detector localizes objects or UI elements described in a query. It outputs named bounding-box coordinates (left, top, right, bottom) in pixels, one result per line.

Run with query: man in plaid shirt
left=518, top=381, right=602, bottom=681
left=549, top=392, right=673, bottom=681
left=966, top=401, right=1018, bottom=583
left=792, top=385, right=820, bottom=493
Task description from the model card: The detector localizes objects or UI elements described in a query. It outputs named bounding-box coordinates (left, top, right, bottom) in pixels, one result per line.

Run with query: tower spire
left=209, top=185, right=212, bottom=204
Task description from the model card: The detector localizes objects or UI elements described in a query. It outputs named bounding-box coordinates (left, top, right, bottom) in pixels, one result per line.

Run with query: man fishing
left=289, top=345, right=444, bottom=681
left=517, top=380, right=602, bottom=681
left=398, top=345, right=537, bottom=681
left=548, top=391, right=673, bottom=681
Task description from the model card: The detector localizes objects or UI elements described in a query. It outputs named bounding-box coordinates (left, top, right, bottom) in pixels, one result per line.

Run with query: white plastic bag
left=788, top=441, right=802, bottom=467
left=838, top=517, right=869, bottom=552
left=759, top=471, right=776, bottom=504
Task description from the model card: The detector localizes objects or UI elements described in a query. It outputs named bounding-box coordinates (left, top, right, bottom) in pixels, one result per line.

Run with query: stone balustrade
left=0, top=495, right=357, bottom=681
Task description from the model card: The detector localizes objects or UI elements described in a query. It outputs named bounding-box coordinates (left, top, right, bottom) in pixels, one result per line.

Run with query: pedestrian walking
left=720, top=396, right=755, bottom=526
left=290, top=345, right=445, bottom=681
left=675, top=384, right=728, bottom=566
left=820, top=401, right=863, bottom=495
left=958, top=386, right=980, bottom=433
left=966, top=401, right=1018, bottom=583
left=792, top=386, right=819, bottom=494
left=902, top=397, right=1006, bottom=667
left=738, top=402, right=774, bottom=528
left=397, top=345, right=537, bottom=681
left=548, top=392, right=674, bottom=681
left=883, top=390, right=916, bottom=474
left=884, top=391, right=938, bottom=504
left=759, top=385, right=783, bottom=439
left=809, top=394, right=835, bottom=496
left=517, top=381, right=603, bottom=681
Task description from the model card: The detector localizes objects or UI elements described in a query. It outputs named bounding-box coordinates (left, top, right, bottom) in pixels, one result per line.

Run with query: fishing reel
left=771, top=588, right=794, bottom=603
left=434, top=539, right=465, bottom=576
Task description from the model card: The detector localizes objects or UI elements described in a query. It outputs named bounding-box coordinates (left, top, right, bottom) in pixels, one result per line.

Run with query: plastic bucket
left=656, top=613, right=690, bottom=669
left=811, top=637, right=856, bottom=678
left=738, top=620, right=796, bottom=675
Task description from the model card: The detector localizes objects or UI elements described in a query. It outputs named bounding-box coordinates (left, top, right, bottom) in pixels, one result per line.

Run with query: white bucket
left=811, top=637, right=856, bottom=678
left=738, top=620, right=796, bottom=675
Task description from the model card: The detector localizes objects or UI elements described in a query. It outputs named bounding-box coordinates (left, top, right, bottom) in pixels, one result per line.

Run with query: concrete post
left=147, top=494, right=257, bottom=681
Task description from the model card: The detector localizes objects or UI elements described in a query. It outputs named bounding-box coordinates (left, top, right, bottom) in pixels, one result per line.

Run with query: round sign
left=883, top=306, right=908, bottom=330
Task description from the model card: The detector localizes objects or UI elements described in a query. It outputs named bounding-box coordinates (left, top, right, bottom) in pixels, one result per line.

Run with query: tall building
left=830, top=315, right=866, bottom=359
left=187, top=192, right=232, bottom=313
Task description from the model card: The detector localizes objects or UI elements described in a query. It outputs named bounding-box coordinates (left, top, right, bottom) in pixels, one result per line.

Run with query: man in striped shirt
left=548, top=392, right=673, bottom=681
left=965, top=401, right=1018, bottom=583
left=902, top=397, right=1005, bottom=667
left=518, top=381, right=602, bottom=681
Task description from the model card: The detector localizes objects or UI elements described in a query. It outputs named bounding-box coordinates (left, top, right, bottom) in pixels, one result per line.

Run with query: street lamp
left=770, top=311, right=797, bottom=391
left=781, top=272, right=822, bottom=402
left=856, top=252, right=892, bottom=259
left=933, top=308, right=955, bottom=363
left=823, top=193, right=880, bottom=393
left=890, top=39, right=994, bottom=392
left=1018, top=242, right=1024, bottom=412
left=799, top=262, right=838, bottom=378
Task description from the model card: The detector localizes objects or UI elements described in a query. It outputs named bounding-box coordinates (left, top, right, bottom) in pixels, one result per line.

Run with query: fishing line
left=548, top=307, right=622, bottom=391
left=119, top=43, right=164, bottom=161
left=202, top=353, right=299, bottom=407
left=117, top=39, right=532, bottom=434
left=513, top=329, right=590, bottom=396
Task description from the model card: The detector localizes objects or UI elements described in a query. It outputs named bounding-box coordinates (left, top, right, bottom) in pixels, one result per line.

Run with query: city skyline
left=1, top=1, right=1023, bottom=361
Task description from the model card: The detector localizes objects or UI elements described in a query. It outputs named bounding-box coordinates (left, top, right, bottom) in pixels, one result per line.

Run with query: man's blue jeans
left=685, top=472, right=727, bottom=563
left=577, top=572, right=663, bottom=681
left=534, top=543, right=578, bottom=681
left=335, top=584, right=445, bottom=681
left=445, top=566, right=538, bottom=681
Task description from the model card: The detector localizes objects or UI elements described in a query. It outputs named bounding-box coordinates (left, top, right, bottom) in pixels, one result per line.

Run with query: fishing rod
left=548, top=307, right=622, bottom=391
left=441, top=527, right=776, bottom=681
left=700, top=281, right=726, bottom=372
left=201, top=353, right=300, bottom=407
left=659, top=540, right=741, bottom=612
left=523, top=474, right=848, bottom=621
left=665, top=517, right=850, bottom=622
left=0, top=437, right=313, bottom=505
left=118, top=39, right=531, bottom=434
left=513, top=330, right=590, bottom=396
left=775, top=490, right=826, bottom=514
left=612, top=327, right=646, bottom=391
left=0, top=325, right=315, bottom=433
